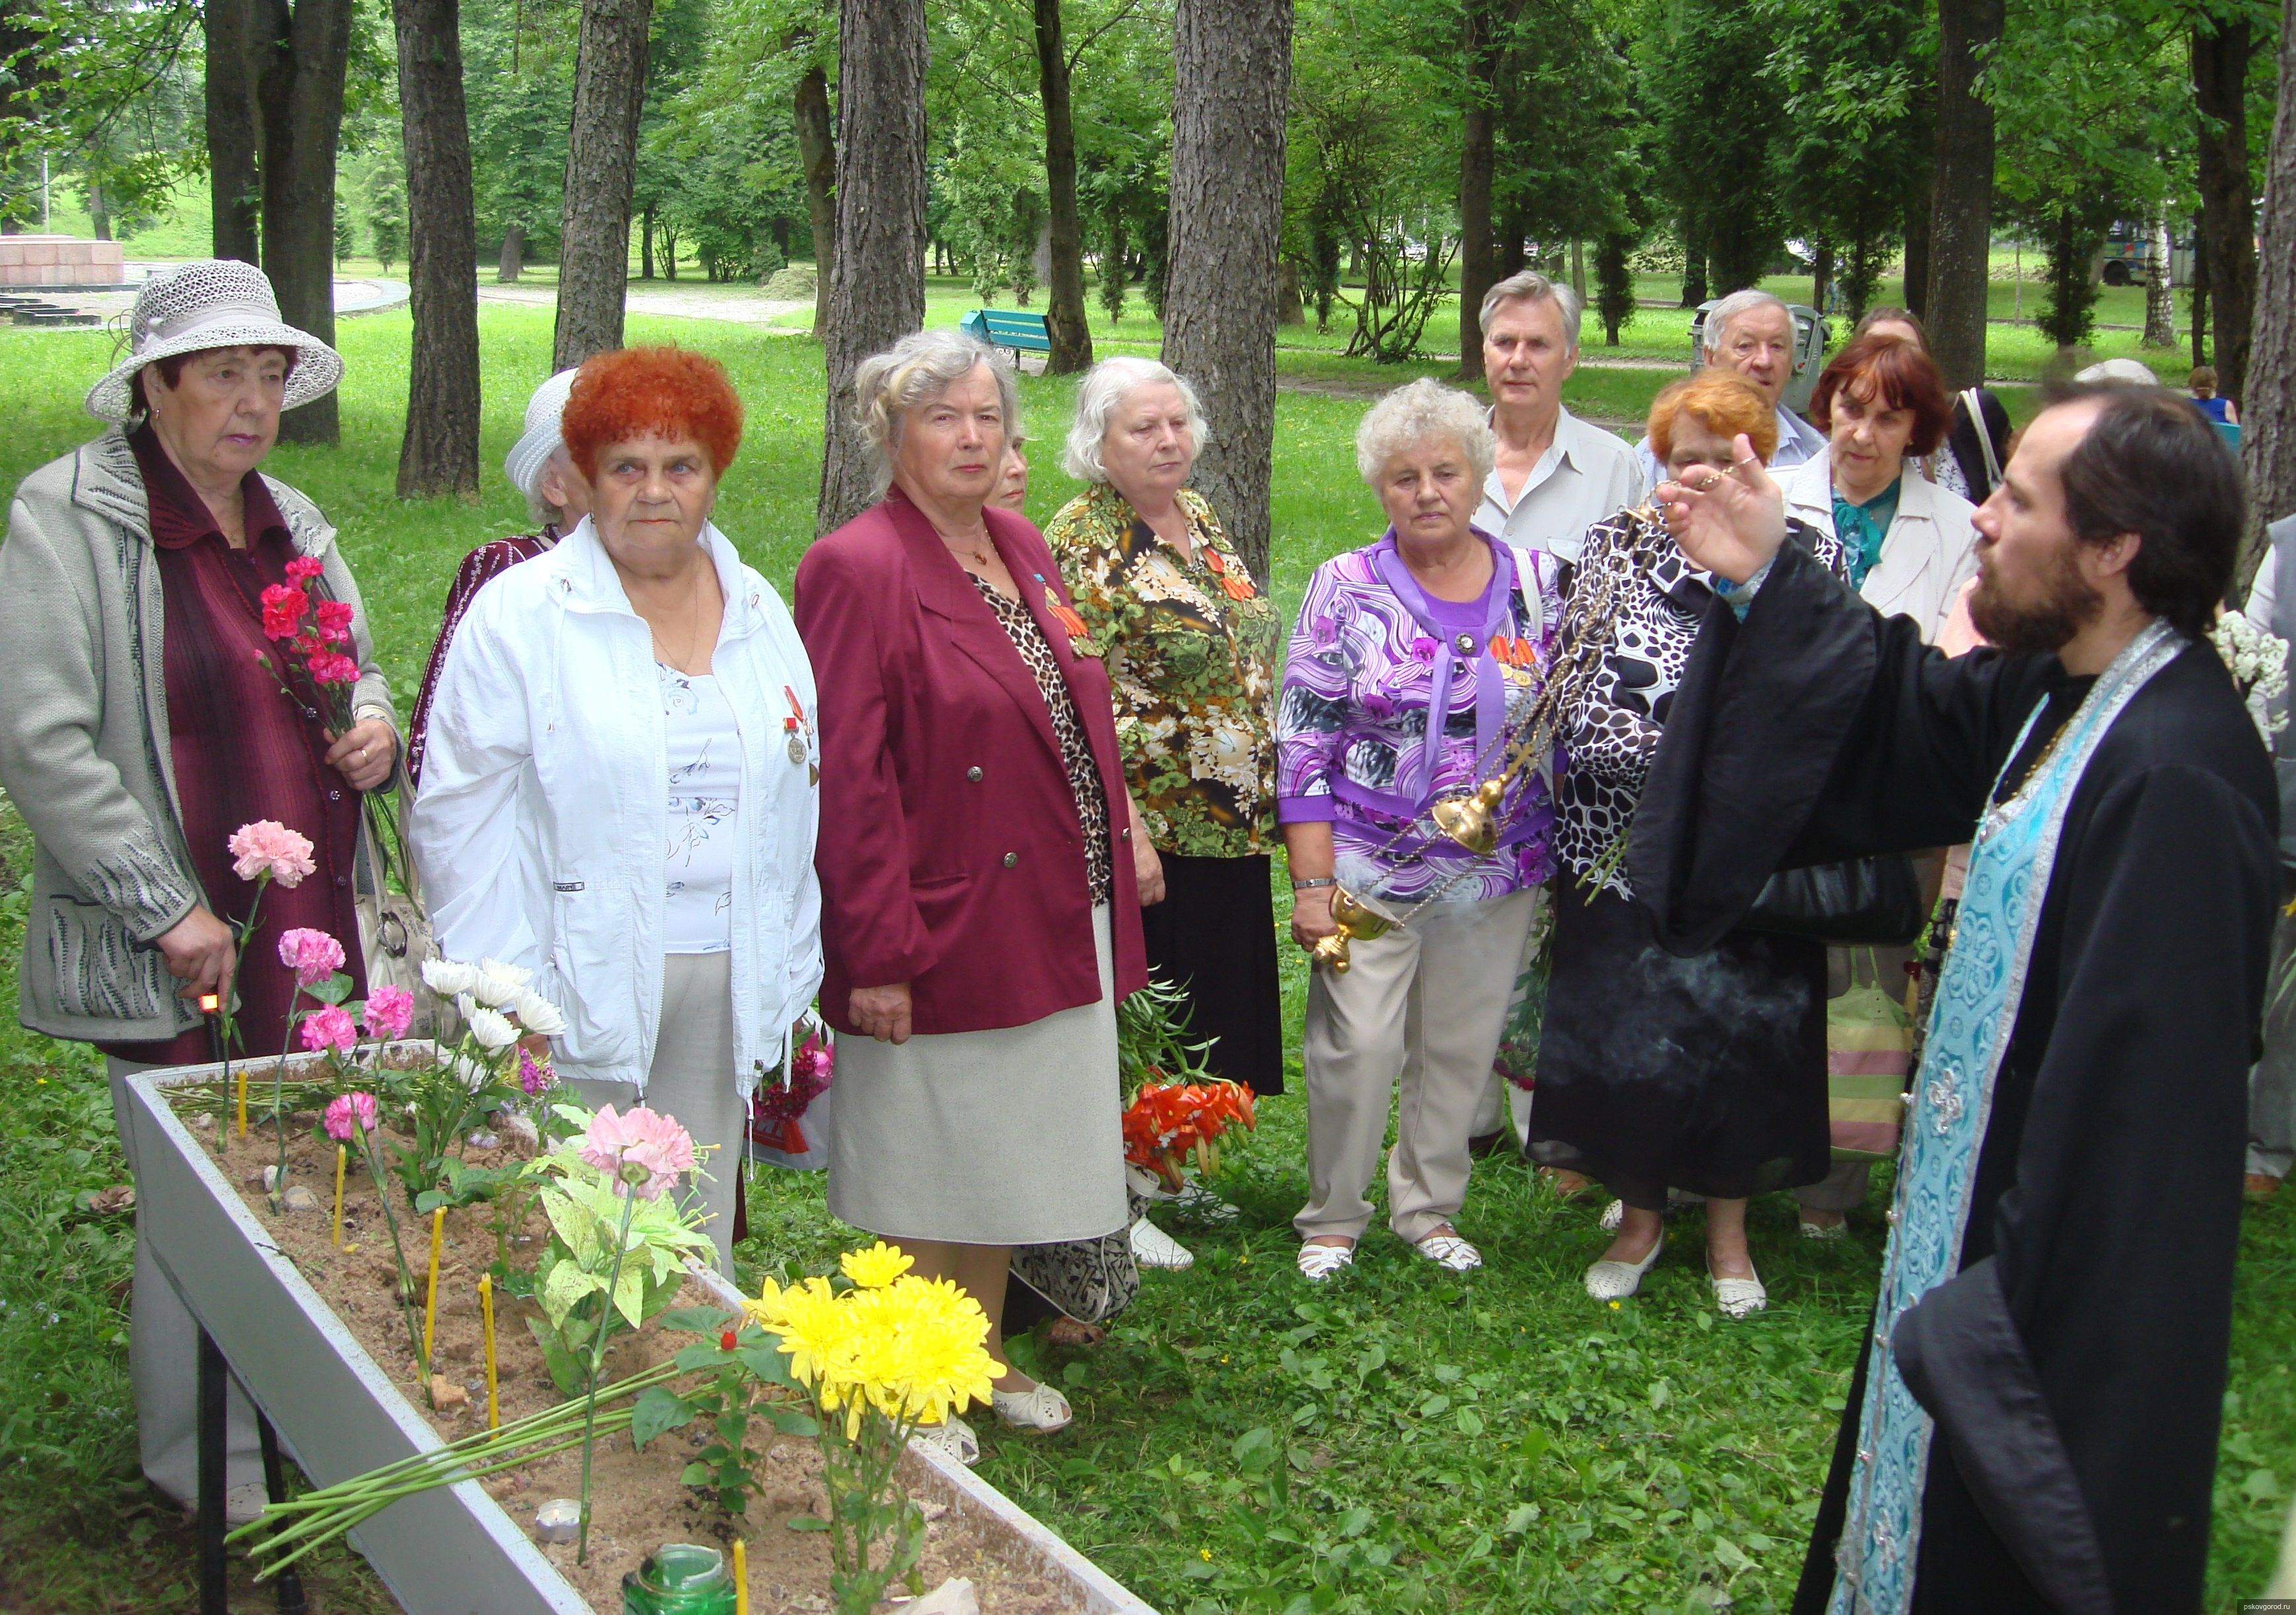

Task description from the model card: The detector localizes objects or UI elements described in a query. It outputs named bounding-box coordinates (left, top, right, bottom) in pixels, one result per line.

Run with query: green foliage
left=365, top=166, right=406, bottom=279
left=1595, top=231, right=1636, bottom=345
left=1643, top=0, right=1790, bottom=297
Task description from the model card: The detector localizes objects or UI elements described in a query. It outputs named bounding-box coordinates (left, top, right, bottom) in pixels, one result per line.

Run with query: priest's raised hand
left=1655, top=431, right=1788, bottom=584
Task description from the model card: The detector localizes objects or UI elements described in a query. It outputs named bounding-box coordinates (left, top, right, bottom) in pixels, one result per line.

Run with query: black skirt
left=1138, top=851, right=1285, bottom=1096
left=1529, top=877, right=1828, bottom=1207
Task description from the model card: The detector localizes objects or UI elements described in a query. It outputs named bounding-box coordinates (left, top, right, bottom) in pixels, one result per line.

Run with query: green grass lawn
left=0, top=307, right=2286, bottom=1613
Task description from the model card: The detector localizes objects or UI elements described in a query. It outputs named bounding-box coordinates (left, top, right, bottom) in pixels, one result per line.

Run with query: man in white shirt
left=1634, top=287, right=1827, bottom=489
left=1473, top=271, right=1646, bottom=566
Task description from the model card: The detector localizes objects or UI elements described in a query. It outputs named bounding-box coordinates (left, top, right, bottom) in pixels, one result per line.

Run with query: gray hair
left=1061, top=355, right=1212, bottom=483
left=1702, top=289, right=1794, bottom=357
left=1354, top=377, right=1497, bottom=487
left=851, top=330, right=1022, bottom=497
left=1479, top=270, right=1583, bottom=353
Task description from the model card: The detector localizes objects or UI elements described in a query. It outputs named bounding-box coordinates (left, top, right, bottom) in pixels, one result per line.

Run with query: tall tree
left=1032, top=0, right=1094, bottom=372
left=2239, top=0, right=2296, bottom=591
left=256, top=0, right=355, bottom=445
left=816, top=0, right=926, bottom=533
left=794, top=61, right=835, bottom=335
left=1455, top=0, right=1529, bottom=382
left=392, top=0, right=481, bottom=497
left=1925, top=0, right=2003, bottom=389
left=2192, top=5, right=2258, bottom=403
left=554, top=0, right=652, bottom=371
left=205, top=0, right=262, bottom=262
left=1162, top=0, right=1290, bottom=582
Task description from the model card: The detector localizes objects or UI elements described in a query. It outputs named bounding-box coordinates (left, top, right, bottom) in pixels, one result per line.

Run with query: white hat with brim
left=84, top=259, right=344, bottom=425
left=504, top=367, right=582, bottom=500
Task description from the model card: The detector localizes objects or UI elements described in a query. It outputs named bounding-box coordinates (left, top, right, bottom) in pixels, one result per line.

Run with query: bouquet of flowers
left=2212, top=608, right=2289, bottom=745
left=1122, top=1079, right=1257, bottom=1192
left=749, top=1013, right=833, bottom=1157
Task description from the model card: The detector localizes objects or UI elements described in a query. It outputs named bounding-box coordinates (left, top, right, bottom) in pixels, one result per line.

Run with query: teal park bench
left=961, top=308, right=1051, bottom=362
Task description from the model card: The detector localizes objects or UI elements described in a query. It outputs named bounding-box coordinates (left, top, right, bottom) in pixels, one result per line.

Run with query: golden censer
left=1309, top=884, right=1404, bottom=974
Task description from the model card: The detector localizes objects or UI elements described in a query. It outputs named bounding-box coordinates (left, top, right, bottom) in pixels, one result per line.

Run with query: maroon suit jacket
left=794, top=487, right=1148, bottom=1037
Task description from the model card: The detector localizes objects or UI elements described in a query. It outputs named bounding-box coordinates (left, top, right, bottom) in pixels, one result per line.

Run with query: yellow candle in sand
left=332, top=1144, right=346, bottom=1247
left=478, top=1273, right=499, bottom=1431
left=732, top=1538, right=748, bottom=1614
left=235, top=1067, right=247, bottom=1137
left=421, top=1204, right=445, bottom=1369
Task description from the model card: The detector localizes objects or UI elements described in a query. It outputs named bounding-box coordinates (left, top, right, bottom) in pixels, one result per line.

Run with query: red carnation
left=285, top=556, right=324, bottom=583
left=308, top=651, right=359, bottom=685
left=260, top=584, right=308, bottom=639
left=314, top=599, right=355, bottom=641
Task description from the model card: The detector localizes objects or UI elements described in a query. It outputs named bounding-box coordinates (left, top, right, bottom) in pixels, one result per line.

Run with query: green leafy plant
left=627, top=1307, right=820, bottom=1517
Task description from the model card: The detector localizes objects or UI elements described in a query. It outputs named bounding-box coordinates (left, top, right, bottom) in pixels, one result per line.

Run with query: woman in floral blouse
left=1278, top=378, right=1562, bottom=1282
left=1047, top=357, right=1284, bottom=1104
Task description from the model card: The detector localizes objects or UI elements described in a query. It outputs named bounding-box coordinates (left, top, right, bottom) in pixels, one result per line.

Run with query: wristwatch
left=1290, top=876, right=1336, bottom=891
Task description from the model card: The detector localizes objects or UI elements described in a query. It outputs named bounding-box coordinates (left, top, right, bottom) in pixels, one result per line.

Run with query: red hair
left=1646, top=371, right=1779, bottom=465
left=561, top=345, right=744, bottom=481
left=1810, top=333, right=1952, bottom=457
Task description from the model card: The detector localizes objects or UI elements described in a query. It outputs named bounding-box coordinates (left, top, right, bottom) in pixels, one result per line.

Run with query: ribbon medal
left=782, top=686, right=813, bottom=767
left=1037, top=574, right=1095, bottom=654
left=1200, top=548, right=1257, bottom=602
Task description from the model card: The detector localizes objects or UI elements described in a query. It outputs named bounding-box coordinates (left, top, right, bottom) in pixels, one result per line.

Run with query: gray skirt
left=827, top=904, right=1127, bottom=1245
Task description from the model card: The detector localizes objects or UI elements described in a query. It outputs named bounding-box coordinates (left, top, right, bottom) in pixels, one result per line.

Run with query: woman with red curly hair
left=413, top=346, right=823, bottom=1274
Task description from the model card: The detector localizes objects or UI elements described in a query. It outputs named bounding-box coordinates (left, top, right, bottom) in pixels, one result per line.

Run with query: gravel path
left=476, top=283, right=812, bottom=329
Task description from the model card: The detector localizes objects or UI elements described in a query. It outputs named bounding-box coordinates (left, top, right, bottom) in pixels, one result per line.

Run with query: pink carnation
left=578, top=1104, right=695, bottom=1200
left=278, top=927, right=347, bottom=987
left=362, top=985, right=415, bottom=1040
left=300, top=1005, right=357, bottom=1056
left=285, top=556, right=324, bottom=583
left=228, top=820, right=316, bottom=888
left=324, top=1090, right=378, bottom=1141
left=308, top=651, right=360, bottom=685
left=314, top=598, right=355, bottom=642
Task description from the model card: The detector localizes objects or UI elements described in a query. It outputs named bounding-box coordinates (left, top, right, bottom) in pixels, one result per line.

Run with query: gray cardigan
left=0, top=429, right=396, bottom=1044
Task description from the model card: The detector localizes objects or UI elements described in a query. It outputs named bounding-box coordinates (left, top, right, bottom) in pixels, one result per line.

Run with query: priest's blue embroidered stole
left=1829, top=619, right=2184, bottom=1615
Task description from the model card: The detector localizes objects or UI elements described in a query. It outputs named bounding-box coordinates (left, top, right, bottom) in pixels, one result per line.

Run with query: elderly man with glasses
left=1636, top=287, right=1826, bottom=491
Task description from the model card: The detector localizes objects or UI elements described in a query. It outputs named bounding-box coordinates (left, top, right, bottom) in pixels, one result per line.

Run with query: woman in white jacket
left=1780, top=330, right=1979, bottom=641
left=413, top=347, right=821, bottom=1270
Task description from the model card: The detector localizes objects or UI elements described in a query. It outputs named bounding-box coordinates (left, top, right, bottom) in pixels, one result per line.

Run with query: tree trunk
left=640, top=204, right=654, bottom=279
left=2142, top=213, right=2176, bottom=347
left=553, top=0, right=650, bottom=371
left=2238, top=0, right=2296, bottom=594
left=1569, top=237, right=1585, bottom=300
left=1032, top=0, right=1093, bottom=373
left=1924, top=0, right=2001, bottom=390
left=499, top=223, right=524, bottom=281
left=2193, top=214, right=2211, bottom=367
left=88, top=180, right=112, bottom=240
left=205, top=0, right=263, bottom=264
left=2194, top=14, right=2257, bottom=404
left=1455, top=7, right=1496, bottom=383
left=1902, top=186, right=1931, bottom=320
left=1680, top=213, right=1707, bottom=308
left=1161, top=0, right=1292, bottom=584
left=815, top=0, right=926, bottom=534
left=256, top=0, right=353, bottom=446
left=392, top=0, right=481, bottom=497
left=1813, top=237, right=1834, bottom=315
left=794, top=62, right=836, bottom=338
left=1276, top=260, right=1303, bottom=326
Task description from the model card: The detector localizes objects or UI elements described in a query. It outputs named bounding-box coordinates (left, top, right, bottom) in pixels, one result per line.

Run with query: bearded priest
left=1629, top=383, right=2277, bottom=1615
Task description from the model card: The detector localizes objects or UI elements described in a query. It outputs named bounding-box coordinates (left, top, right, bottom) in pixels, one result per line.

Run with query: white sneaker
left=1130, top=1217, right=1195, bottom=1270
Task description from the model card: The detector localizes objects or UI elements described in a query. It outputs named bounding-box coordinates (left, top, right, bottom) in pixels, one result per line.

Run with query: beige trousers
left=569, top=951, right=746, bottom=1273
left=1295, top=888, right=1537, bottom=1244
left=106, top=1054, right=264, bottom=1504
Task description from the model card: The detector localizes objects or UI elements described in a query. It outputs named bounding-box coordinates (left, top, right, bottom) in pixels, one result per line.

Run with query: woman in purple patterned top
left=1278, top=379, right=1560, bottom=1283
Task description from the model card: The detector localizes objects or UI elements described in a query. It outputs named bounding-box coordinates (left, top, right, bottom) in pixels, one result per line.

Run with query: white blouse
left=659, top=665, right=742, bottom=953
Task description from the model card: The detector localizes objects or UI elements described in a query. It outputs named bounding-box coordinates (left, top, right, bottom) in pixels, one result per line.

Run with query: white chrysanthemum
left=510, top=987, right=567, bottom=1036
left=464, top=1002, right=519, bottom=1052
left=423, top=958, right=482, bottom=997
left=480, top=957, right=534, bottom=989
left=464, top=974, right=520, bottom=1009
left=2215, top=611, right=2289, bottom=742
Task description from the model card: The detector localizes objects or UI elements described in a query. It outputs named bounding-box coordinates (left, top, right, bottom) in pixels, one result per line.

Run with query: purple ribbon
left=1371, top=528, right=1517, bottom=810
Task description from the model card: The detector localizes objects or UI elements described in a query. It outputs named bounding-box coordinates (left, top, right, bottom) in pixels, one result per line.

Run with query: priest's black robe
left=1627, top=542, right=2278, bottom=1614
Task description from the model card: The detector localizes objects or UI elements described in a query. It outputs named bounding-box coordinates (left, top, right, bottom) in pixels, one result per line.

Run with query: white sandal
left=1296, top=1241, right=1355, bottom=1281
left=1583, top=1233, right=1663, bottom=1301
left=1129, top=1217, right=1195, bottom=1270
left=909, top=1414, right=981, bottom=1466
left=990, top=1382, right=1074, bottom=1433
left=1710, top=1260, right=1767, bottom=1317
left=1411, top=1231, right=1482, bottom=1272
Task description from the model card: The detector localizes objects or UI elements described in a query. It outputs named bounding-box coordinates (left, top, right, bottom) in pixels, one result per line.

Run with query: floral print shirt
left=1047, top=484, right=1281, bottom=858
left=1277, top=533, right=1564, bottom=903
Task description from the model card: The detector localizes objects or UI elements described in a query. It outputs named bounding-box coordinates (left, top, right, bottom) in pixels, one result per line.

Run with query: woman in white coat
left=1778, top=330, right=1975, bottom=1237
left=412, top=347, right=821, bottom=1270
left=1780, top=330, right=1978, bottom=641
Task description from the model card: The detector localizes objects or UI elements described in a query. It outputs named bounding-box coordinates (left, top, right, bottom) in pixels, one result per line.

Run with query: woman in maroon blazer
left=795, top=330, right=1160, bottom=1450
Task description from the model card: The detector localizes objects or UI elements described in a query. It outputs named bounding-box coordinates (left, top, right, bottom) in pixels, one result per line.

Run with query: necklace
left=646, top=556, right=711, bottom=672
left=938, top=523, right=994, bottom=571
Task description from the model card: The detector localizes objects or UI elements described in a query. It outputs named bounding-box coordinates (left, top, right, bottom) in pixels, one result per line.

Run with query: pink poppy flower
left=324, top=1091, right=378, bottom=1141
left=278, top=927, right=347, bottom=987
left=362, top=985, right=415, bottom=1040
left=228, top=821, right=316, bottom=888
left=578, top=1105, right=696, bottom=1200
left=300, top=1005, right=357, bottom=1056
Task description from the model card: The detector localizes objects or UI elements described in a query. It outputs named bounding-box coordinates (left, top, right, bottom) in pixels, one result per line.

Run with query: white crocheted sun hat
left=85, top=260, right=344, bottom=425
left=504, top=368, right=582, bottom=499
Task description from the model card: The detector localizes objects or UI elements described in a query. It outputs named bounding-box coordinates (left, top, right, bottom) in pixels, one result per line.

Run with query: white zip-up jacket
left=410, top=517, right=822, bottom=1095
left=1782, top=449, right=1981, bottom=644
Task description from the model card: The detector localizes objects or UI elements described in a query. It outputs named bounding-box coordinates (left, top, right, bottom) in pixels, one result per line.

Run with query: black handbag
left=1741, top=854, right=1925, bottom=946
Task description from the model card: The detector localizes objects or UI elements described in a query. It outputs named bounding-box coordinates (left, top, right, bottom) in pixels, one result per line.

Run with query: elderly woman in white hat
left=0, top=259, right=395, bottom=1511
left=405, top=368, right=592, bottom=782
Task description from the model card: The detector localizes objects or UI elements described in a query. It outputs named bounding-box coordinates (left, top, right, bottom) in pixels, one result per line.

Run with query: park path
left=476, top=282, right=812, bottom=329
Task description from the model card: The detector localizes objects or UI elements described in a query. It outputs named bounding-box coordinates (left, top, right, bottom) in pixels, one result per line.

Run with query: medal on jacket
left=782, top=685, right=812, bottom=766
left=1036, top=573, right=1094, bottom=653
left=1200, top=547, right=1257, bottom=602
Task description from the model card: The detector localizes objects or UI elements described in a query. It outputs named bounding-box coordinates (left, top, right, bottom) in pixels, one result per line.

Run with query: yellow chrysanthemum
left=839, top=1240, right=915, bottom=1289
left=742, top=1274, right=790, bottom=1329
left=765, top=1275, right=851, bottom=1390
